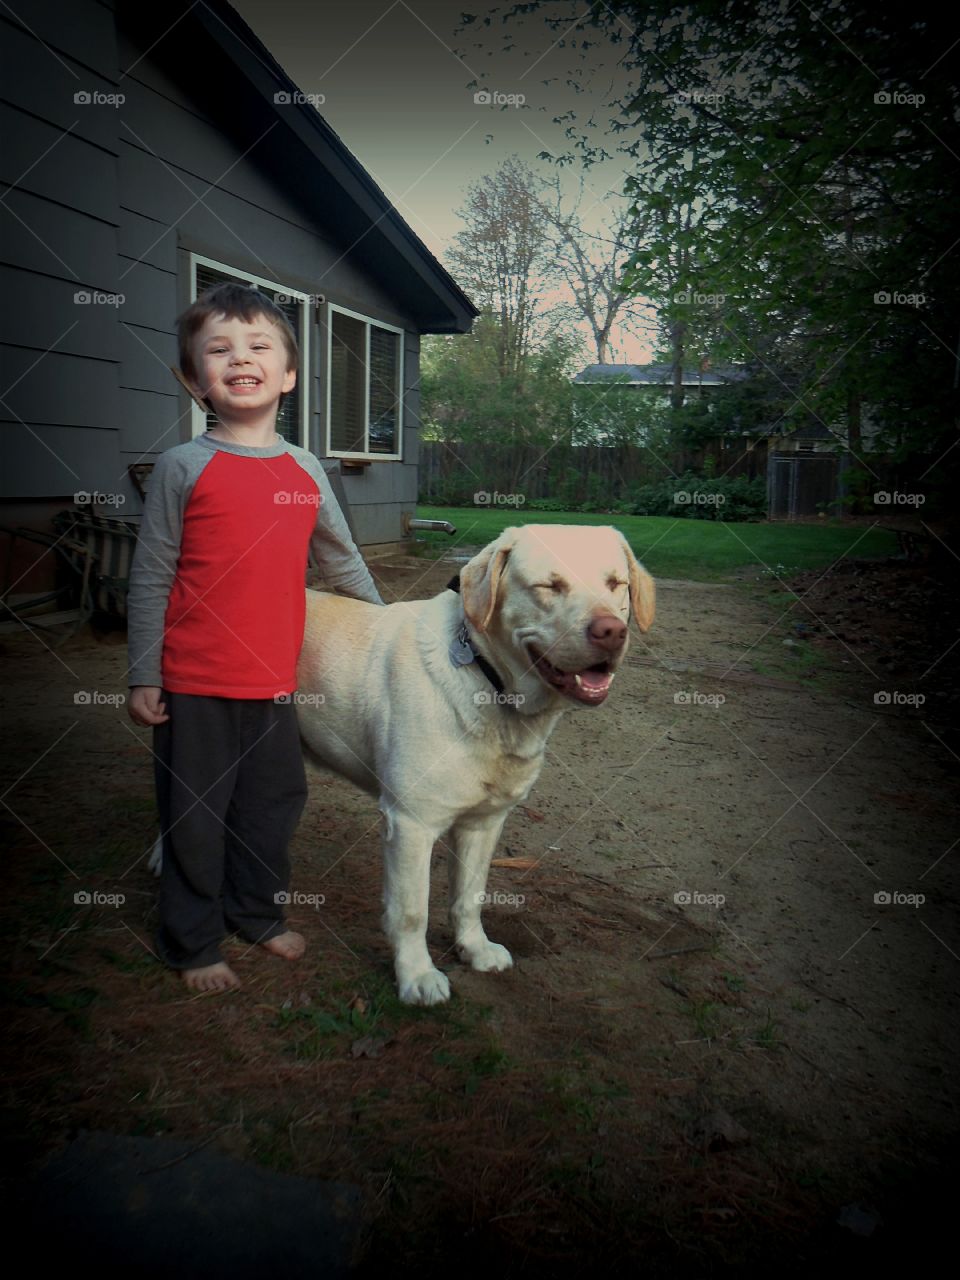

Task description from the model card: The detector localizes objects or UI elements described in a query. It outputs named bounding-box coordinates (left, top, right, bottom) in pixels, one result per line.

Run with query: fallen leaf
left=702, top=1207, right=738, bottom=1222
left=692, top=1108, right=750, bottom=1151
left=351, top=1036, right=387, bottom=1059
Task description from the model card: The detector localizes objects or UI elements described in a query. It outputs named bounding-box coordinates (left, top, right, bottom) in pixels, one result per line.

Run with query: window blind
left=329, top=310, right=367, bottom=453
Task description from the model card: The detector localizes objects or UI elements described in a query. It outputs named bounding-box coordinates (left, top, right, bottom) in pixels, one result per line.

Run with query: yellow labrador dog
left=296, top=524, right=655, bottom=1006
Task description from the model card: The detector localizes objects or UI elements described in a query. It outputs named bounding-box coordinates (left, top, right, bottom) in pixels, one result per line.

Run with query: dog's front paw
left=398, top=967, right=451, bottom=1006
left=459, top=940, right=513, bottom=973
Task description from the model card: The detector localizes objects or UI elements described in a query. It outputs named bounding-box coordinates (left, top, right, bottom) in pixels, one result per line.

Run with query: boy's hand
left=129, top=686, right=169, bottom=726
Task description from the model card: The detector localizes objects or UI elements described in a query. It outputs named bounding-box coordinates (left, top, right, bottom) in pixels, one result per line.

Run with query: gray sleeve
left=126, top=450, right=189, bottom=687
left=303, top=458, right=384, bottom=605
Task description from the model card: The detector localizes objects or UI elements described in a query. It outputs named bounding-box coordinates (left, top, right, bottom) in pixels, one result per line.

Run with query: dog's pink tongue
left=579, top=669, right=612, bottom=690
left=569, top=668, right=613, bottom=705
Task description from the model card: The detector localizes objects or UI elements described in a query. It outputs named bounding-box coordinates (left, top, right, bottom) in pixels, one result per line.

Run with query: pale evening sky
left=230, top=0, right=656, bottom=362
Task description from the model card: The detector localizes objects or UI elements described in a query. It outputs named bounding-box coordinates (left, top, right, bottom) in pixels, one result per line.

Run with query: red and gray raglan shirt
left=126, top=433, right=384, bottom=699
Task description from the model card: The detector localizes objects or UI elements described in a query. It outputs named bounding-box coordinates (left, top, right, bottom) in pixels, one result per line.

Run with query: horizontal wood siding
left=2, top=0, right=427, bottom=544
left=0, top=0, right=124, bottom=501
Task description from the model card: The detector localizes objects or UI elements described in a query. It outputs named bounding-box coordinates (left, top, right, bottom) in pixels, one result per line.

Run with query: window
left=188, top=255, right=310, bottom=445
left=327, top=304, right=403, bottom=459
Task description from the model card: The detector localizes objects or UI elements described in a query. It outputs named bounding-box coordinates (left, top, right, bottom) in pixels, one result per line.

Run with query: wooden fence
left=418, top=438, right=768, bottom=507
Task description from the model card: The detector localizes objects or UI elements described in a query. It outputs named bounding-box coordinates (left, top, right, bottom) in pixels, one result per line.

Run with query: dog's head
left=459, top=524, right=655, bottom=711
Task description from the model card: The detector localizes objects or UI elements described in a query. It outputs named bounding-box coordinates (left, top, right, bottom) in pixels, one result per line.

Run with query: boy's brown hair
left=176, top=282, right=299, bottom=384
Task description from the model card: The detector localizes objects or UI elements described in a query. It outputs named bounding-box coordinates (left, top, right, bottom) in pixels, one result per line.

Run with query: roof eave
left=192, top=1, right=478, bottom=332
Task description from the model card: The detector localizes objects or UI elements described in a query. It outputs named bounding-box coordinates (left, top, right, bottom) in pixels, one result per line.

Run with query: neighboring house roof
left=572, top=363, right=747, bottom=386
left=775, top=419, right=844, bottom=443
left=143, top=0, right=478, bottom=334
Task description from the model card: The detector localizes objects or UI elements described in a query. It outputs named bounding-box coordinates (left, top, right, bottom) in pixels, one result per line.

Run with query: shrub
left=622, top=472, right=767, bottom=520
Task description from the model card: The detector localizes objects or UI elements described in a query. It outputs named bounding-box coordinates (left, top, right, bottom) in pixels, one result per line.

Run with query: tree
left=537, top=173, right=652, bottom=364
left=446, top=157, right=558, bottom=385
left=421, top=315, right=581, bottom=459
left=461, top=3, right=960, bottom=496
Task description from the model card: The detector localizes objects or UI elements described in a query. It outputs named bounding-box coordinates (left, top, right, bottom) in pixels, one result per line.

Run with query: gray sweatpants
left=152, top=691, right=308, bottom=969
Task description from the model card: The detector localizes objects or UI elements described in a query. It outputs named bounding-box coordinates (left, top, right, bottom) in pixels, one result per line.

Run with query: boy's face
left=189, top=311, right=296, bottom=417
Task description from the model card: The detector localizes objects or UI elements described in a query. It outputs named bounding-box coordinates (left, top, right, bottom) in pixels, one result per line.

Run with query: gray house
left=572, top=362, right=747, bottom=391
left=1, top=0, right=476, bottom=601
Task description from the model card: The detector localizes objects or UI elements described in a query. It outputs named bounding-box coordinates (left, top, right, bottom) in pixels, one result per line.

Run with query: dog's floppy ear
left=460, top=529, right=516, bottom=633
left=619, top=532, right=656, bottom=633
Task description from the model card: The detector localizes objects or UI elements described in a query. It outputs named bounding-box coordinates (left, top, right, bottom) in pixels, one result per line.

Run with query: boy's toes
left=262, top=930, right=305, bottom=961
left=182, top=961, right=240, bottom=992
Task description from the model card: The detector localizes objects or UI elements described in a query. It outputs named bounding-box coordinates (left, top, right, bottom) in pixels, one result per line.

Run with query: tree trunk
left=847, top=387, right=862, bottom=457
left=670, top=320, right=686, bottom=410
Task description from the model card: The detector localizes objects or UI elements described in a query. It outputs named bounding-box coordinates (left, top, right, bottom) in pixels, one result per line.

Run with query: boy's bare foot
left=182, top=961, right=241, bottom=992
left=261, top=930, right=305, bottom=961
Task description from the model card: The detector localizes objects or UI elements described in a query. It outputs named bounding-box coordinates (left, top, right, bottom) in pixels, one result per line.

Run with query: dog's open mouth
left=526, top=643, right=615, bottom=705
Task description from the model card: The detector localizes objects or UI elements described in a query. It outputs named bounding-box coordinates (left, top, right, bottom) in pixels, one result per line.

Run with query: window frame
left=187, top=253, right=310, bottom=446
left=325, top=302, right=404, bottom=461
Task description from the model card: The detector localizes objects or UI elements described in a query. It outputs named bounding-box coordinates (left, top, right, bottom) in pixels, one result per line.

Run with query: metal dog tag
left=449, top=621, right=475, bottom=667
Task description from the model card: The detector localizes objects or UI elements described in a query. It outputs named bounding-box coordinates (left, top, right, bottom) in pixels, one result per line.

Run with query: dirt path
left=2, top=550, right=957, bottom=1275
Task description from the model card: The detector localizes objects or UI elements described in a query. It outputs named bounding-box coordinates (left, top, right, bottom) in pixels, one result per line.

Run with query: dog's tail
left=147, top=836, right=163, bottom=877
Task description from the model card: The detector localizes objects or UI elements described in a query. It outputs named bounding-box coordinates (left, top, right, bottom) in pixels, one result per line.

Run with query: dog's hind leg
left=380, top=805, right=451, bottom=1006
left=448, top=814, right=514, bottom=975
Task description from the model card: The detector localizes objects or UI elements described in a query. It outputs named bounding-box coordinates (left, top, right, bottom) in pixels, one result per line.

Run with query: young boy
left=127, top=283, right=384, bottom=993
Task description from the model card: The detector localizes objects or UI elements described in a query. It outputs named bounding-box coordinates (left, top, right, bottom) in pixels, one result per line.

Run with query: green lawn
left=414, top=505, right=897, bottom=581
